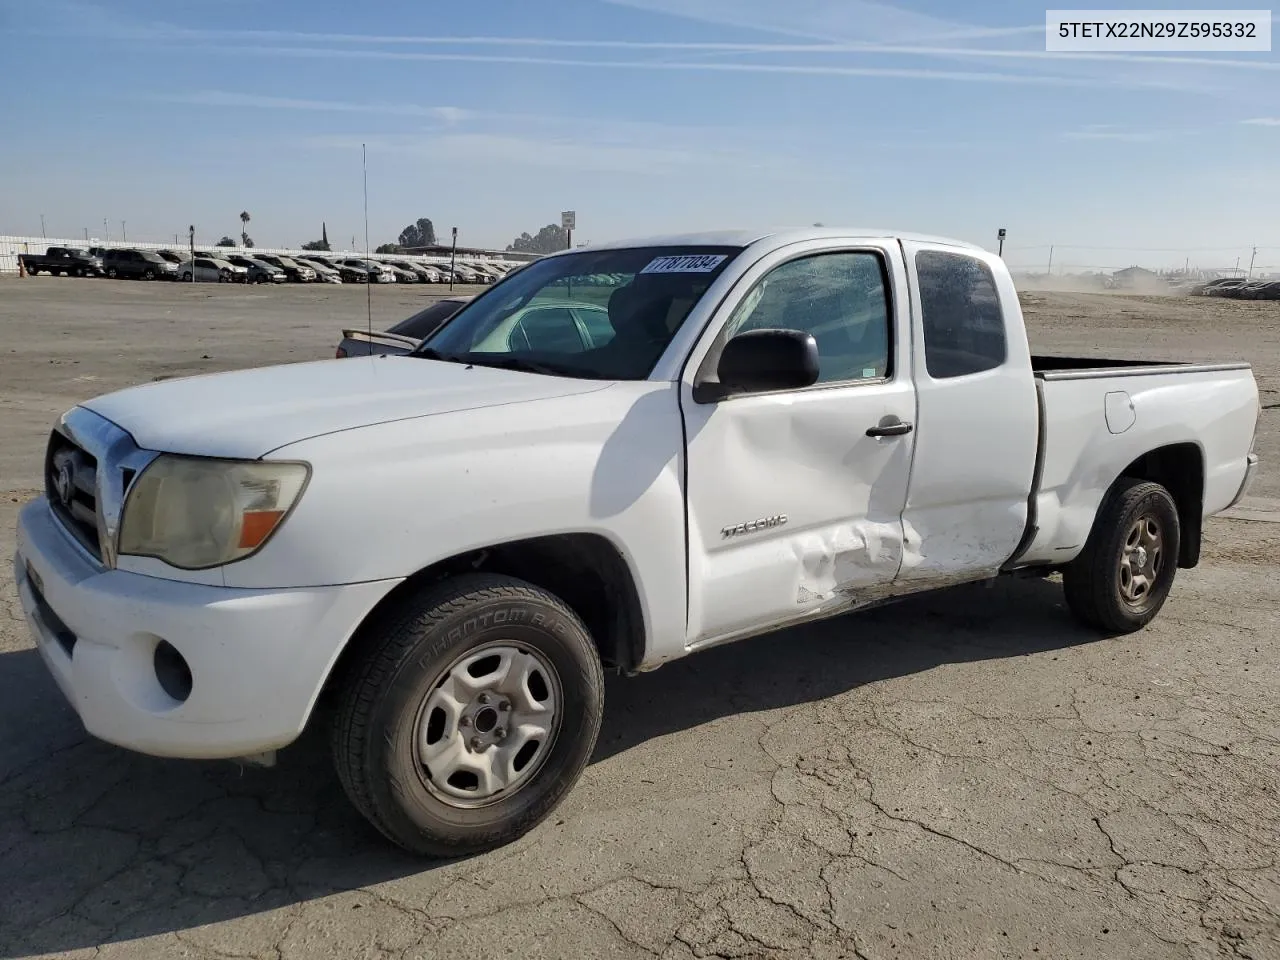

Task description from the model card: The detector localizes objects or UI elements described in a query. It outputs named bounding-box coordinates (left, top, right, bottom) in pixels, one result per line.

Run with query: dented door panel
left=683, top=383, right=915, bottom=644
left=679, top=238, right=917, bottom=647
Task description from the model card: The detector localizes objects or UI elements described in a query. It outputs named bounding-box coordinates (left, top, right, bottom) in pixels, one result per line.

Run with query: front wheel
left=331, top=573, right=604, bottom=857
left=1063, top=478, right=1181, bottom=634
left=106, top=267, right=117, bottom=279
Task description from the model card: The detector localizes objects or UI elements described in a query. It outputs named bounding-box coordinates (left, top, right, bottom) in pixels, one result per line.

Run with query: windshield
left=419, top=245, right=742, bottom=380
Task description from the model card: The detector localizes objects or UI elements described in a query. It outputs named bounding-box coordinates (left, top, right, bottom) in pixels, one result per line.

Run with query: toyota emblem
left=54, top=460, right=75, bottom=505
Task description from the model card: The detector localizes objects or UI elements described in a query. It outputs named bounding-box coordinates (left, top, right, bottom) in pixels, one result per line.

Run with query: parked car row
left=1191, top=277, right=1280, bottom=300
left=18, top=246, right=518, bottom=285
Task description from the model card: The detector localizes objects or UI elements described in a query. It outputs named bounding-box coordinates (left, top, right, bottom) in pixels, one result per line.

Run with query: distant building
left=1110, top=266, right=1160, bottom=289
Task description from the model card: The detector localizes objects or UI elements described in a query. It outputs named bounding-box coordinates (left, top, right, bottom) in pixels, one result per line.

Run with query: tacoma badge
left=721, top=515, right=788, bottom=539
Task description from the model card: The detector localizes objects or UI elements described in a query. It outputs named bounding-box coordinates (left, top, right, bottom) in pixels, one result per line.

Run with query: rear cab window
left=915, top=251, right=1007, bottom=379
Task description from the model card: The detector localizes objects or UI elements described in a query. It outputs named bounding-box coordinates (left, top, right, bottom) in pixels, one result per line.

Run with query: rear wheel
left=331, top=573, right=605, bottom=857
left=1063, top=478, right=1180, bottom=634
left=182, top=271, right=192, bottom=282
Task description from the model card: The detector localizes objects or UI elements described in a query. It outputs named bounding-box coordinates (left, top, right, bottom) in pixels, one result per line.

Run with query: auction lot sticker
left=1046, top=9, right=1271, bottom=51
left=640, top=254, right=728, bottom=274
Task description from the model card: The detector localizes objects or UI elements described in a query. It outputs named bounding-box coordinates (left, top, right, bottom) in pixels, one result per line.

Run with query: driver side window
left=725, top=251, right=892, bottom=384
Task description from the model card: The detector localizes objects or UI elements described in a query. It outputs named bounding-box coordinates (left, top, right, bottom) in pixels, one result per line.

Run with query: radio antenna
left=362, top=142, right=372, bottom=340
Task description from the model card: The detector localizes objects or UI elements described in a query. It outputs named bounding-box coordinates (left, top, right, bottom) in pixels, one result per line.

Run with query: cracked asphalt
left=2, top=279, right=1278, bottom=959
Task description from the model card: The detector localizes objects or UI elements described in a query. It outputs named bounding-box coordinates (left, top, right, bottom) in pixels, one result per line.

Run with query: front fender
left=224, top=382, right=692, bottom=666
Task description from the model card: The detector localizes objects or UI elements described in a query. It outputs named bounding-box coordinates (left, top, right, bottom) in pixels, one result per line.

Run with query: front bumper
left=14, top=497, right=401, bottom=759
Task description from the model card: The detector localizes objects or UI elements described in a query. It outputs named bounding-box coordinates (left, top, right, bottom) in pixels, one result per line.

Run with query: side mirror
left=694, top=328, right=820, bottom=402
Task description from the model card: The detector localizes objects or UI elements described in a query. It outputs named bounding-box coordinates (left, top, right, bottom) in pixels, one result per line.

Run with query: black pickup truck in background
left=19, top=247, right=105, bottom=277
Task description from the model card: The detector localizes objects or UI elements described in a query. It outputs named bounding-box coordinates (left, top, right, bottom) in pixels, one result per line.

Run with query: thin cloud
left=300, top=131, right=812, bottom=179
left=1242, top=117, right=1280, bottom=125
left=19, top=12, right=1278, bottom=75
left=111, top=30, right=1280, bottom=71
left=601, top=0, right=1010, bottom=45
left=152, top=91, right=471, bottom=122
left=215, top=46, right=1101, bottom=87
left=1060, top=125, right=1160, bottom=142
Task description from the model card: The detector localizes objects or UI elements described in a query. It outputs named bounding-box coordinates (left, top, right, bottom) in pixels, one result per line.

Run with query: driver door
left=679, top=242, right=916, bottom=646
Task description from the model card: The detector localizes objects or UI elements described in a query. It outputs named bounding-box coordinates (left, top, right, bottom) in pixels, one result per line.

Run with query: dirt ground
left=1, top=278, right=1277, bottom=960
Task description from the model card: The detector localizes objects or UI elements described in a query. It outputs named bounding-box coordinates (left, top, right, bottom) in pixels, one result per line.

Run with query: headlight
left=118, top=456, right=309, bottom=569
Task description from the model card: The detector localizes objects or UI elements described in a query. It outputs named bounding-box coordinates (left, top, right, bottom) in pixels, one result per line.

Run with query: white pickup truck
left=14, top=228, right=1260, bottom=856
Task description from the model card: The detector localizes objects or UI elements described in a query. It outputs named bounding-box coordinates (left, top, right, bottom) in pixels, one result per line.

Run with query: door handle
left=866, top=419, right=914, bottom=437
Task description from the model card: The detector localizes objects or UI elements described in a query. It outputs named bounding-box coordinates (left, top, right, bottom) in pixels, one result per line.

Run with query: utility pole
left=104, top=219, right=109, bottom=244
left=1248, top=246, right=1258, bottom=279
left=449, top=227, right=458, bottom=292
left=997, top=227, right=1006, bottom=257
left=83, top=227, right=88, bottom=243
left=40, top=214, right=46, bottom=239
left=121, top=221, right=127, bottom=242
left=188, top=225, right=195, bottom=282
left=1046, top=245, right=1054, bottom=276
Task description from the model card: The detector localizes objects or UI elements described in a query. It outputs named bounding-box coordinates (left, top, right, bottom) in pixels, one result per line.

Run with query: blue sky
left=2, top=0, right=1279, bottom=270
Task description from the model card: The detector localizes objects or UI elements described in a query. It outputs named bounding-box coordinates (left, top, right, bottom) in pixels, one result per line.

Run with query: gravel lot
left=1, top=277, right=1277, bottom=960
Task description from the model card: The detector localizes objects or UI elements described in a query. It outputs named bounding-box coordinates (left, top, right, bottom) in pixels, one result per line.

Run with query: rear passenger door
left=896, top=241, right=1039, bottom=586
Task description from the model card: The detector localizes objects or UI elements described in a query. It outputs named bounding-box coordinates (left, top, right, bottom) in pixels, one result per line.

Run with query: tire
left=106, top=267, right=117, bottom=279
left=1062, top=478, right=1181, bottom=634
left=143, top=268, right=155, bottom=281
left=182, top=271, right=192, bottom=282
left=331, top=572, right=605, bottom=857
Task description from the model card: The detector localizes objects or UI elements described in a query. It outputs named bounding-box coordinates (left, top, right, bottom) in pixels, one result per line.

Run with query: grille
left=45, top=429, right=102, bottom=560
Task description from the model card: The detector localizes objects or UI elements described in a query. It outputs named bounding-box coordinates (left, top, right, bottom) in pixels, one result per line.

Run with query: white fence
left=0, top=235, right=526, bottom=274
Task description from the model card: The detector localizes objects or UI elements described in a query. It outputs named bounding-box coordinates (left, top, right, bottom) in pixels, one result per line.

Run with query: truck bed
left=1010, top=359, right=1258, bottom=571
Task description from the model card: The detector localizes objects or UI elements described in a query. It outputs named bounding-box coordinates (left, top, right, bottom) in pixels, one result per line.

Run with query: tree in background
left=375, top=243, right=404, bottom=255
left=215, top=236, right=236, bottom=247
left=507, top=224, right=568, bottom=255
left=397, top=218, right=437, bottom=249
left=239, top=211, right=252, bottom=248
left=300, top=238, right=330, bottom=251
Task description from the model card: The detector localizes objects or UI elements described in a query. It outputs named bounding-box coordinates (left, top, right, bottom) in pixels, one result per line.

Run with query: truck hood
left=81, top=357, right=612, bottom=458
